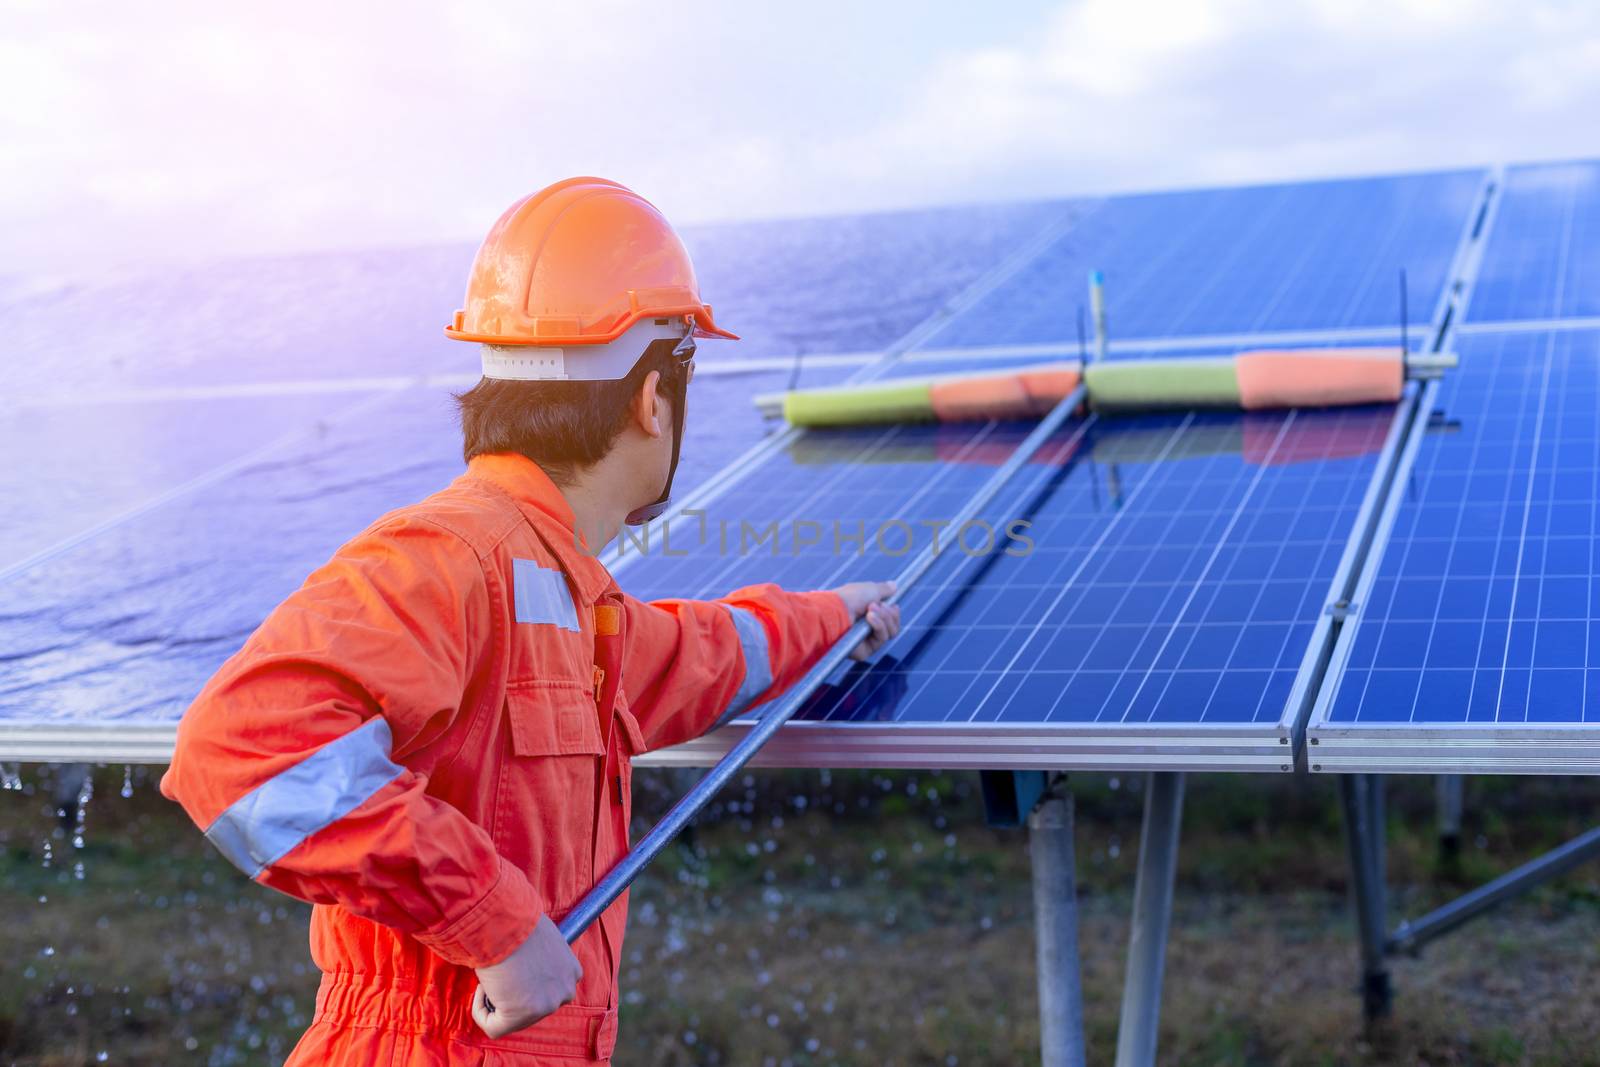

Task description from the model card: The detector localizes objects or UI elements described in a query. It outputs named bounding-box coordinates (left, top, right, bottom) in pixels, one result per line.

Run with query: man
left=162, top=177, right=901, bottom=1064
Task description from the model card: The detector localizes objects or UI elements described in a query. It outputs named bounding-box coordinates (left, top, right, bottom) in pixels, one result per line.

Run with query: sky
left=4, top=0, right=1599, bottom=277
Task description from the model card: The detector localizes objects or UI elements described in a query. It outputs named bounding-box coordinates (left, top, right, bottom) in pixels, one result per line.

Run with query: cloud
left=2, top=0, right=1598, bottom=278
left=813, top=0, right=1600, bottom=205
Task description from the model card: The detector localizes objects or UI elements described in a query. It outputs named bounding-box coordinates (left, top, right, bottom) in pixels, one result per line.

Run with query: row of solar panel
left=5, top=162, right=1600, bottom=778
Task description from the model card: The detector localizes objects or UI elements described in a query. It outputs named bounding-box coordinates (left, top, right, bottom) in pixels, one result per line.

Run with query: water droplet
left=66, top=772, right=93, bottom=880
left=40, top=945, right=55, bottom=957
left=121, top=765, right=134, bottom=799
left=0, top=763, right=20, bottom=790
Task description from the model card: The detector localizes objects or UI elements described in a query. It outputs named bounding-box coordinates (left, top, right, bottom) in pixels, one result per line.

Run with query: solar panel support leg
left=1435, top=775, right=1464, bottom=874
left=1114, top=772, right=1185, bottom=1067
left=1339, top=774, right=1392, bottom=1022
left=1028, top=773, right=1086, bottom=1067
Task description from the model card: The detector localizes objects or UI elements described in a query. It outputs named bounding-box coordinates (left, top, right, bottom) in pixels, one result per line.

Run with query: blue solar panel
left=923, top=171, right=1482, bottom=348
left=0, top=390, right=364, bottom=567
left=1467, top=161, right=1600, bottom=324
left=1321, top=328, right=1600, bottom=727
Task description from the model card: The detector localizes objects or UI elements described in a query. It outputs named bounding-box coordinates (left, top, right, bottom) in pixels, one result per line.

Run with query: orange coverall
left=162, top=453, right=851, bottom=1064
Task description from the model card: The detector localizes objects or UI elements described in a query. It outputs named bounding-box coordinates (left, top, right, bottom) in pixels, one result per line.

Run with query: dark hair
left=455, top=339, right=687, bottom=486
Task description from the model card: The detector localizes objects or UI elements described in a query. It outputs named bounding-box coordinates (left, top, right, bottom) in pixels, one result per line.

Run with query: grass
left=3, top=766, right=1600, bottom=1064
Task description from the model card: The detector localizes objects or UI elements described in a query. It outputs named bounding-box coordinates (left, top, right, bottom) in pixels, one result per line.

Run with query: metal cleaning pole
left=1030, top=773, right=1086, bottom=1067
left=558, top=383, right=1092, bottom=943
left=1114, top=772, right=1186, bottom=1067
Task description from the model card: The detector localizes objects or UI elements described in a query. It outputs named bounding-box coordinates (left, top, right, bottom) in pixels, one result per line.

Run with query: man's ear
left=631, top=370, right=664, bottom=439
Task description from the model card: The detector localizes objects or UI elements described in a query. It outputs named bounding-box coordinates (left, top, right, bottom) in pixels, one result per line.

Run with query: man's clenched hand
left=831, top=580, right=902, bottom=661
left=471, top=914, right=583, bottom=1039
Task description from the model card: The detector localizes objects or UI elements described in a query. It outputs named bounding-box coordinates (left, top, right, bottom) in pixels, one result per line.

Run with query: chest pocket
left=498, top=680, right=605, bottom=912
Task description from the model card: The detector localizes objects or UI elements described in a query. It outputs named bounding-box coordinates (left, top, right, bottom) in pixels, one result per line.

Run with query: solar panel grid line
left=1112, top=407, right=1386, bottom=730
left=650, top=420, right=1011, bottom=601
left=804, top=415, right=1105, bottom=722
left=1334, top=375, right=1491, bottom=726
left=1085, top=186, right=1265, bottom=340
left=603, top=203, right=1092, bottom=582
left=1154, top=187, right=1297, bottom=337
left=1177, top=409, right=1380, bottom=727
left=865, top=202, right=1105, bottom=362
left=1324, top=177, right=1430, bottom=329
left=1112, top=413, right=1304, bottom=725
left=981, top=413, right=1318, bottom=726
left=992, top=415, right=1241, bottom=726
left=1487, top=331, right=1562, bottom=724
left=962, top=413, right=1200, bottom=724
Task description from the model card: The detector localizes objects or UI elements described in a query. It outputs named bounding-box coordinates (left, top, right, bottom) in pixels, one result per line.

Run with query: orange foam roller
left=1235, top=347, right=1404, bottom=411
left=928, top=365, right=1082, bottom=421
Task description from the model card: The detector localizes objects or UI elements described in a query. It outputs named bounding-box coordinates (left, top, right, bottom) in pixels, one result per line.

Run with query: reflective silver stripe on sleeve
left=203, top=717, right=406, bottom=879
left=718, top=604, right=774, bottom=724
left=512, top=559, right=582, bottom=631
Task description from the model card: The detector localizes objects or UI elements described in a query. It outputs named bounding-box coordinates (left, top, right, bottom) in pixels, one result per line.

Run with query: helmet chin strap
left=624, top=331, right=695, bottom=527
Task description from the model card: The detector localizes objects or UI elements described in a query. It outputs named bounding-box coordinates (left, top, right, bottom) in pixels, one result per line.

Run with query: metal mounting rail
left=1290, top=165, right=1506, bottom=766
left=558, top=383, right=1090, bottom=941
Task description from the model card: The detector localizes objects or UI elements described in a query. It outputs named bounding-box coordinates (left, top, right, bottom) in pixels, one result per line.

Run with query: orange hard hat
left=446, top=177, right=737, bottom=346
